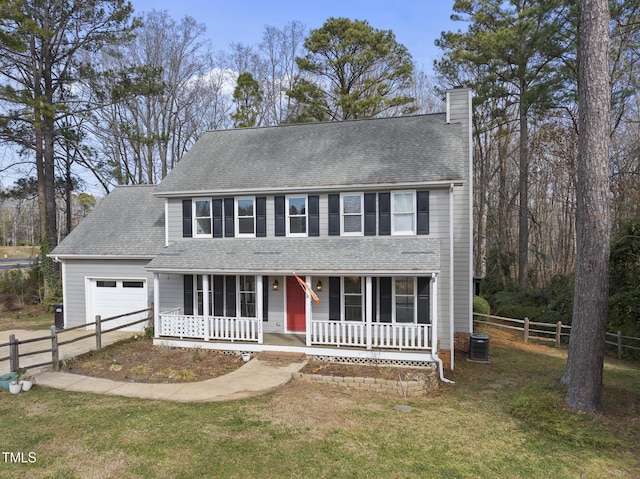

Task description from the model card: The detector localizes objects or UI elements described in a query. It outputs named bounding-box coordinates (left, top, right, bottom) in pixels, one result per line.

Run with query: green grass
left=0, top=342, right=638, bottom=478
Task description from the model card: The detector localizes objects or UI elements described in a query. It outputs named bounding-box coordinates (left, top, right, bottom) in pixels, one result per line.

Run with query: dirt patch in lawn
left=59, top=336, right=439, bottom=384
left=61, top=337, right=246, bottom=383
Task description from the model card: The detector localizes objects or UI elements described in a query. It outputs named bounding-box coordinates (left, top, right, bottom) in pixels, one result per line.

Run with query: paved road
left=0, top=257, right=39, bottom=270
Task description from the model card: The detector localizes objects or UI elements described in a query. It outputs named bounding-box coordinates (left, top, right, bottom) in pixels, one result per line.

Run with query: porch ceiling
left=146, top=236, right=440, bottom=275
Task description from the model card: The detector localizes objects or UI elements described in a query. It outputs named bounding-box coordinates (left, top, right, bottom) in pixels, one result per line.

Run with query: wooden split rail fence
left=473, top=313, right=640, bottom=359
left=0, top=307, right=153, bottom=374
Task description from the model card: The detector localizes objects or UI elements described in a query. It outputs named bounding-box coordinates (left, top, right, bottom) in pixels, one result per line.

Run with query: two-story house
left=50, top=87, right=473, bottom=374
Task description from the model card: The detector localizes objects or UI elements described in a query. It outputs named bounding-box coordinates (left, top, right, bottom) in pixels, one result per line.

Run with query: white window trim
left=392, top=276, right=417, bottom=323
left=340, top=193, right=364, bottom=236
left=391, top=190, right=416, bottom=236
left=342, top=276, right=365, bottom=322
left=193, top=199, right=213, bottom=238
left=286, top=194, right=308, bottom=237
left=235, top=196, right=256, bottom=238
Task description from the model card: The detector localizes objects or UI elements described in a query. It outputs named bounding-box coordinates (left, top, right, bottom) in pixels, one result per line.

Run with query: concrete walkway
left=31, top=358, right=306, bottom=402
left=2, top=328, right=306, bottom=402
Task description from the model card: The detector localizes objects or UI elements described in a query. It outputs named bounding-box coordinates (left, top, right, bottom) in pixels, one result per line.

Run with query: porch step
left=256, top=351, right=307, bottom=363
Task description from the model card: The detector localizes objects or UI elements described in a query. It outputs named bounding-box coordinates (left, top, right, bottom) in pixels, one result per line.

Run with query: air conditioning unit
left=469, top=333, right=490, bottom=362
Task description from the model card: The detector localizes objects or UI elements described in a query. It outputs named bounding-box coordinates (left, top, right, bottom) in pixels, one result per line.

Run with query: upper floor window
left=392, top=191, right=415, bottom=235
left=194, top=199, right=212, bottom=237
left=341, top=193, right=363, bottom=235
left=235, top=197, right=255, bottom=237
left=287, top=195, right=307, bottom=236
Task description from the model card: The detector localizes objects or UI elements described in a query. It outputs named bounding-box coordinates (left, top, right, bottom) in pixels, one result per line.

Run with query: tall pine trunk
left=561, top=0, right=611, bottom=413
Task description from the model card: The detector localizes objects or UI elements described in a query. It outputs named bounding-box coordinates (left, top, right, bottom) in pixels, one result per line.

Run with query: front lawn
left=0, top=332, right=638, bottom=478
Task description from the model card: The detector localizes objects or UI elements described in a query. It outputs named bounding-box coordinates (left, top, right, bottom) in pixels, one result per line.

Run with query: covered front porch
left=148, top=237, right=443, bottom=364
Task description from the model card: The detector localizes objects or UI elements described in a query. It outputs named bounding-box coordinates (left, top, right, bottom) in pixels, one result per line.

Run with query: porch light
left=272, top=279, right=279, bottom=291
left=316, top=280, right=322, bottom=292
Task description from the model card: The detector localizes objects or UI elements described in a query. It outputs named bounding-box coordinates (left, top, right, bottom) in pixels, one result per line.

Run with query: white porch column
left=153, top=273, right=160, bottom=337
left=305, top=275, right=312, bottom=346
left=431, top=273, right=438, bottom=353
left=256, top=275, right=264, bottom=344
left=203, top=274, right=210, bottom=341
left=365, top=276, right=373, bottom=350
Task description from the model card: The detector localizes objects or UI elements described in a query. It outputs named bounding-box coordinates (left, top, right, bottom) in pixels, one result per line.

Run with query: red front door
left=287, top=276, right=306, bottom=332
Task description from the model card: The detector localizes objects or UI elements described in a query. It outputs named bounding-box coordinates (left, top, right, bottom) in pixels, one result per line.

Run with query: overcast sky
left=128, top=0, right=460, bottom=73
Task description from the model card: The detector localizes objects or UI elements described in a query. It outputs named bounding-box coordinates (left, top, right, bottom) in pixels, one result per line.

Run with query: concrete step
left=256, top=351, right=307, bottom=362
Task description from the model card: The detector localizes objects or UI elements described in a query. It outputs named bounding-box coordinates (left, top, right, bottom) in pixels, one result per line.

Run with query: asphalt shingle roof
left=145, top=237, right=440, bottom=274
left=50, top=186, right=165, bottom=257
left=153, top=114, right=464, bottom=196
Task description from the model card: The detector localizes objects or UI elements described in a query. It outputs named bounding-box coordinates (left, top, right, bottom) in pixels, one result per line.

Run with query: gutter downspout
left=449, top=183, right=455, bottom=370
left=435, top=355, right=455, bottom=383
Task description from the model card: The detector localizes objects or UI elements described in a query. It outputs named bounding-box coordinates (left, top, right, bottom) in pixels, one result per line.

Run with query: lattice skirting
left=309, top=354, right=438, bottom=369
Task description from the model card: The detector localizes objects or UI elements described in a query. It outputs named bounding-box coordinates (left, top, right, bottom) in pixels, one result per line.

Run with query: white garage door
left=89, top=279, right=149, bottom=332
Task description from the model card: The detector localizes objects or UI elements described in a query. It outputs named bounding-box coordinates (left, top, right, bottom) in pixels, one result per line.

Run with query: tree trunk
left=561, top=0, right=611, bottom=413
left=518, top=95, right=529, bottom=290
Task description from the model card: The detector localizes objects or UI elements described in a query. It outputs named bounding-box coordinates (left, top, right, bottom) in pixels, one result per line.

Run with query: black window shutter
left=364, top=193, right=377, bottom=236
left=329, top=277, right=341, bottom=320
left=182, top=200, right=192, bottom=238
left=225, top=276, right=236, bottom=317
left=183, top=275, right=193, bottom=315
left=417, top=276, right=430, bottom=324
left=224, top=198, right=234, bottom=237
left=212, top=198, right=223, bottom=238
left=275, top=196, right=285, bottom=236
left=378, top=193, right=391, bottom=235
left=308, top=195, right=319, bottom=236
left=417, top=191, right=430, bottom=235
left=328, top=194, right=340, bottom=236
left=213, top=275, right=224, bottom=316
left=262, top=276, right=269, bottom=321
left=379, top=277, right=392, bottom=322
left=256, top=197, right=267, bottom=237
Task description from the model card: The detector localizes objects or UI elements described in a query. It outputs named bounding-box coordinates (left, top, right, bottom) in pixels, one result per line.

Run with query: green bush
left=473, top=295, right=490, bottom=316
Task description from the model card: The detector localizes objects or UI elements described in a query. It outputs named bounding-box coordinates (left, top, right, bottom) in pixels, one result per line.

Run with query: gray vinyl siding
left=62, top=258, right=153, bottom=328
left=157, top=273, right=183, bottom=313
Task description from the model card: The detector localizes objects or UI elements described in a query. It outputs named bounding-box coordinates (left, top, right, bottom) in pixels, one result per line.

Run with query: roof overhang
left=145, top=237, right=440, bottom=276
left=153, top=180, right=465, bottom=198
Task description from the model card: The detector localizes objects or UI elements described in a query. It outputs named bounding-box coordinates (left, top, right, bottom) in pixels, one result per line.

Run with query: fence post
left=50, top=326, right=59, bottom=371
left=617, top=331, right=623, bottom=360
left=523, top=317, right=529, bottom=344
left=9, top=334, right=19, bottom=372
left=95, top=315, right=102, bottom=351
left=555, top=321, right=562, bottom=348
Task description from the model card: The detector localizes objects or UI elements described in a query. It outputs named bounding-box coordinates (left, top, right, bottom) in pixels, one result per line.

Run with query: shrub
left=473, top=295, right=490, bottom=316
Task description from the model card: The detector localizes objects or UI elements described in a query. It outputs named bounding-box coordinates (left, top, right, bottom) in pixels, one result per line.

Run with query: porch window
left=193, top=199, right=212, bottom=237
left=239, top=276, right=256, bottom=317
left=341, top=193, right=363, bottom=235
left=391, top=191, right=415, bottom=235
left=343, top=277, right=364, bottom=321
left=235, top=197, right=255, bottom=236
left=196, top=275, right=214, bottom=316
left=287, top=195, right=307, bottom=236
left=394, top=276, right=415, bottom=322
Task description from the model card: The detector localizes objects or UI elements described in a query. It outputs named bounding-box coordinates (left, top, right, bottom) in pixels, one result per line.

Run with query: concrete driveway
left=0, top=328, right=134, bottom=375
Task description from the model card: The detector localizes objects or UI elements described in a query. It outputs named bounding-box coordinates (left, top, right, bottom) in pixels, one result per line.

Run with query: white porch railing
left=310, top=320, right=432, bottom=351
left=159, top=312, right=431, bottom=351
left=159, top=312, right=261, bottom=342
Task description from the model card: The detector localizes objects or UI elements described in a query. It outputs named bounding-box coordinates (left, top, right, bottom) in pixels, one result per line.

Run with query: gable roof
left=153, top=113, right=464, bottom=197
left=50, top=186, right=165, bottom=258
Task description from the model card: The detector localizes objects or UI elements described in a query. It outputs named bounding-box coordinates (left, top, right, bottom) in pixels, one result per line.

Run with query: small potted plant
left=19, top=371, right=34, bottom=392
left=8, top=368, right=26, bottom=394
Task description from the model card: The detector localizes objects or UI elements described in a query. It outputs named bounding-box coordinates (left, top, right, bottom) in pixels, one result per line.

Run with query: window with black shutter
left=212, top=199, right=223, bottom=238
left=417, top=191, right=430, bottom=235
left=275, top=196, right=285, bottom=236
left=328, top=194, right=340, bottom=236
left=182, top=200, right=192, bottom=238
left=308, top=195, right=319, bottom=236
left=183, top=275, right=194, bottom=315
left=378, top=193, right=391, bottom=235
left=224, top=198, right=234, bottom=237
left=417, top=276, right=430, bottom=324
left=256, top=197, right=267, bottom=237
left=364, top=193, right=377, bottom=236
left=329, top=277, right=341, bottom=320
